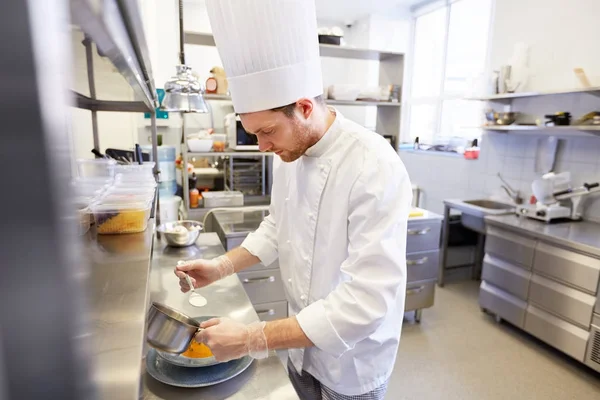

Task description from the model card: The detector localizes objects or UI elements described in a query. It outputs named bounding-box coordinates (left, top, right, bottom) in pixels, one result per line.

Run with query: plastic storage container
left=77, top=159, right=116, bottom=178
left=142, top=145, right=177, bottom=197
left=90, top=201, right=152, bottom=234
left=114, top=162, right=155, bottom=178
left=202, top=191, right=244, bottom=208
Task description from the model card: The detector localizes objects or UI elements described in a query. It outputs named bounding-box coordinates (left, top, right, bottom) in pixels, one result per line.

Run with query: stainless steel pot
left=146, top=302, right=202, bottom=354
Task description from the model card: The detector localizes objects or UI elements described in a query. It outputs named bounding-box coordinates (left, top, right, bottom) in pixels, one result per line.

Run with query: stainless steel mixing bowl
left=157, top=220, right=203, bottom=247
left=146, top=302, right=202, bottom=354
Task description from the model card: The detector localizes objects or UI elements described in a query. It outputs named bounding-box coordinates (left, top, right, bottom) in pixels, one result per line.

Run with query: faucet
left=497, top=173, right=524, bottom=204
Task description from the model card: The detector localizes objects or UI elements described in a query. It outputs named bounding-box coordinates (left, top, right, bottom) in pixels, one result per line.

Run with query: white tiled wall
left=402, top=130, right=600, bottom=221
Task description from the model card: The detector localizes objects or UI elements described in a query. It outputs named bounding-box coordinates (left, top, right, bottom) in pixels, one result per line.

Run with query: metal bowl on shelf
left=157, top=220, right=203, bottom=247
left=496, top=112, right=519, bottom=125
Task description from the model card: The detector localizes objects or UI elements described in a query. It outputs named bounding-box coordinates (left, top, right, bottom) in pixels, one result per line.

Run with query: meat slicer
left=517, top=172, right=600, bottom=222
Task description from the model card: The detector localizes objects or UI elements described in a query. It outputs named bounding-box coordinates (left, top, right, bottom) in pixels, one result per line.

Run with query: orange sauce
left=181, top=339, right=213, bottom=358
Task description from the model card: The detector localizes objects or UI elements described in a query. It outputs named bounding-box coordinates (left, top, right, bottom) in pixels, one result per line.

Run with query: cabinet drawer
left=225, top=236, right=245, bottom=251
left=238, top=268, right=286, bottom=304
left=481, top=254, right=531, bottom=300
left=485, top=227, right=535, bottom=269
left=246, top=258, right=280, bottom=272
left=253, top=301, right=288, bottom=322
left=528, top=274, right=595, bottom=329
left=404, top=280, right=435, bottom=311
left=479, top=281, right=527, bottom=328
left=533, top=242, right=600, bottom=295
left=524, top=305, right=589, bottom=362
left=407, top=250, right=439, bottom=283
left=406, top=221, right=441, bottom=253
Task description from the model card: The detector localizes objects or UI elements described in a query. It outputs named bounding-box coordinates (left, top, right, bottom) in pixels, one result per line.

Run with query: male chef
left=174, top=0, right=412, bottom=398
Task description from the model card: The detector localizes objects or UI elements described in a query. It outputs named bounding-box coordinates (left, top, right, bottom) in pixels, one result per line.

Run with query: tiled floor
left=386, top=280, right=600, bottom=400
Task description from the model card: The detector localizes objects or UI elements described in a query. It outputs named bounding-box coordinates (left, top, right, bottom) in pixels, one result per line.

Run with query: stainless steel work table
left=142, top=232, right=298, bottom=400
left=485, top=214, right=600, bottom=257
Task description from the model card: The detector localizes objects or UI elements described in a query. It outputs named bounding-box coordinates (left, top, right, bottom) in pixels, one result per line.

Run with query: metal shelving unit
left=199, top=94, right=401, bottom=108
left=183, top=31, right=405, bottom=139
left=467, top=86, right=600, bottom=102
left=0, top=1, right=159, bottom=399
left=481, top=125, right=600, bottom=137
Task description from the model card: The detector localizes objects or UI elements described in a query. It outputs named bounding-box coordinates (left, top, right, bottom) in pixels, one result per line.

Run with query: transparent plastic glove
left=196, top=317, right=268, bottom=362
left=174, top=255, right=234, bottom=292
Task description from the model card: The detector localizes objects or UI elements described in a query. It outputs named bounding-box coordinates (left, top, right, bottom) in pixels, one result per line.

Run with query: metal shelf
left=184, top=31, right=404, bottom=61
left=481, top=125, right=600, bottom=137
left=326, top=99, right=401, bottom=107
left=73, top=92, right=150, bottom=112
left=71, top=0, right=157, bottom=110
left=467, top=87, right=600, bottom=101
left=188, top=151, right=274, bottom=157
left=202, top=94, right=400, bottom=107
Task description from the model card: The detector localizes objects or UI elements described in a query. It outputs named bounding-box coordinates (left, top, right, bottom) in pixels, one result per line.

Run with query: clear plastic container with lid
left=105, top=186, right=156, bottom=196
left=77, top=159, right=116, bottom=178
left=114, top=162, right=155, bottom=178
left=90, top=200, right=152, bottom=234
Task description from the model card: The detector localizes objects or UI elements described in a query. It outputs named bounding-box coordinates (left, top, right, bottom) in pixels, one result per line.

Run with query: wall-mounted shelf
left=481, top=125, right=600, bottom=137
left=467, top=87, right=600, bottom=102
left=188, top=151, right=274, bottom=157
left=184, top=32, right=404, bottom=61
left=202, top=94, right=400, bottom=108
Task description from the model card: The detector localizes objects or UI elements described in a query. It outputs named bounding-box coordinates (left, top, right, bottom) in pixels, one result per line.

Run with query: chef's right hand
left=174, top=255, right=234, bottom=292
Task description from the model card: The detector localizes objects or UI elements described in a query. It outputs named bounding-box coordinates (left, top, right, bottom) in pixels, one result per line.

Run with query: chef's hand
left=174, top=255, right=234, bottom=292
left=196, top=317, right=268, bottom=362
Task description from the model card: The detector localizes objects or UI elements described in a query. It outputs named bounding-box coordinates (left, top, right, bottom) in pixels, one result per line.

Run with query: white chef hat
left=206, top=0, right=323, bottom=114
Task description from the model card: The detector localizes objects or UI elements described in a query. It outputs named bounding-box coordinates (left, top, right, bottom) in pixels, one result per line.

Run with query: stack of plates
left=146, top=316, right=254, bottom=388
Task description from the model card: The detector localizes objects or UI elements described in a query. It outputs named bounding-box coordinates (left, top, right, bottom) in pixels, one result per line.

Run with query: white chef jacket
left=242, top=110, right=412, bottom=396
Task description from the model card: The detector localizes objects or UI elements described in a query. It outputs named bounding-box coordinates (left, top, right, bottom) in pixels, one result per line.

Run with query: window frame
left=401, top=0, right=496, bottom=145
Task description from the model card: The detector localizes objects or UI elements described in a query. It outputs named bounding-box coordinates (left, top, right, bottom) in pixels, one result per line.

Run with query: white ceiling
left=314, top=0, right=422, bottom=23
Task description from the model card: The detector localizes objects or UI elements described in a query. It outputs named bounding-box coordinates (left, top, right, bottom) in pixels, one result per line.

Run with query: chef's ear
left=295, top=97, right=315, bottom=120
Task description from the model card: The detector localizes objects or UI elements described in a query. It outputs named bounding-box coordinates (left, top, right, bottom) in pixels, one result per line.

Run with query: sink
left=444, top=198, right=515, bottom=234
left=463, top=199, right=515, bottom=211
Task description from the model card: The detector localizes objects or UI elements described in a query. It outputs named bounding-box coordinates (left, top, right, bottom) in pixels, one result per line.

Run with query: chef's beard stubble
left=278, top=115, right=318, bottom=163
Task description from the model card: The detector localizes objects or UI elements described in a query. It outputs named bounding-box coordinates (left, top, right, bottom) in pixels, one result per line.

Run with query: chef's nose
left=258, top=139, right=272, bottom=152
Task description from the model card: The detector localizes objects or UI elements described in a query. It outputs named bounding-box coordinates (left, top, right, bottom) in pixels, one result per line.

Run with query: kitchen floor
left=387, top=280, right=600, bottom=400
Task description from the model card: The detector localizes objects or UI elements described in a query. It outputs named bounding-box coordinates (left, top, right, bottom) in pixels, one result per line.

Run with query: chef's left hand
left=196, top=317, right=269, bottom=362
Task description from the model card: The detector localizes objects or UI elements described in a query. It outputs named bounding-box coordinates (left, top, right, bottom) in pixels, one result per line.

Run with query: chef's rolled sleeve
left=296, top=300, right=351, bottom=358
left=241, top=213, right=279, bottom=266
left=298, top=153, right=412, bottom=357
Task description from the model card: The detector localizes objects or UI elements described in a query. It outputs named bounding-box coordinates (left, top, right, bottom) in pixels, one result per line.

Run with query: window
left=403, top=0, right=493, bottom=146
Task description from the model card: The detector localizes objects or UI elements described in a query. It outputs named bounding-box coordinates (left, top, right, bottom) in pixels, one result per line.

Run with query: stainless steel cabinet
left=407, top=250, right=439, bottom=283
left=479, top=281, right=527, bottom=328
left=253, top=300, right=289, bottom=322
left=406, top=221, right=442, bottom=253
left=485, top=227, right=535, bottom=269
left=528, top=273, right=596, bottom=329
left=524, top=305, right=589, bottom=362
left=238, top=269, right=286, bottom=305
left=481, top=254, right=531, bottom=300
left=405, top=214, right=443, bottom=322
left=533, top=242, right=600, bottom=295
left=480, top=223, right=600, bottom=371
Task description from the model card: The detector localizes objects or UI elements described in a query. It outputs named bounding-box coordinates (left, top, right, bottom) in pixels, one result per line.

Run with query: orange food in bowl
left=181, top=339, right=213, bottom=358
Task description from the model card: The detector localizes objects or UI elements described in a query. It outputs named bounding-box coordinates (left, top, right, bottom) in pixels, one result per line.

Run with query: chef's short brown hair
left=271, top=95, right=325, bottom=117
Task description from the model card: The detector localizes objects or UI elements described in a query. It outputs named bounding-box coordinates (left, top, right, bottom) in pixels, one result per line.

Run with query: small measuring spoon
left=178, top=261, right=208, bottom=307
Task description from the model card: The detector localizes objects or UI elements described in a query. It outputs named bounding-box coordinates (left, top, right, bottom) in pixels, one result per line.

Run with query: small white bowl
left=188, top=139, right=213, bottom=152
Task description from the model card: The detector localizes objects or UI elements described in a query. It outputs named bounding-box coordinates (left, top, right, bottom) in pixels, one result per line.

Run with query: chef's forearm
left=263, top=317, right=314, bottom=350
left=225, top=246, right=261, bottom=273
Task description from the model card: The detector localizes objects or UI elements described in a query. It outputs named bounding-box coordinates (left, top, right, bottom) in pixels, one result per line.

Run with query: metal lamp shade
left=161, top=65, right=209, bottom=113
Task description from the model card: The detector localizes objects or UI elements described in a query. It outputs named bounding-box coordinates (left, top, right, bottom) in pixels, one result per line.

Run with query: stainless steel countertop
left=143, top=232, right=298, bottom=399
left=213, top=208, right=269, bottom=238
left=485, top=215, right=600, bottom=257
left=86, top=219, right=156, bottom=400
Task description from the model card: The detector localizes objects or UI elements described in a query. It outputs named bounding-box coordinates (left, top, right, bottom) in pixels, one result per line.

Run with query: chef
left=174, top=0, right=413, bottom=398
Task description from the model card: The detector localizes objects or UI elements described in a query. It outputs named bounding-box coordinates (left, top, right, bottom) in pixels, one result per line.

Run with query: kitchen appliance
left=545, top=112, right=571, bottom=126
left=517, top=172, right=600, bottom=222
left=146, top=302, right=203, bottom=354
left=225, top=113, right=258, bottom=150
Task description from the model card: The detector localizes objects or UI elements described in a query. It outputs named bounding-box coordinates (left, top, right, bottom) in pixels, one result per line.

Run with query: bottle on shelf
left=190, top=188, right=200, bottom=208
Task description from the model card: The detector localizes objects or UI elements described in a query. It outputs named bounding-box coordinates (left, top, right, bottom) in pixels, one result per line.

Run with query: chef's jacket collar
left=304, top=108, right=342, bottom=158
